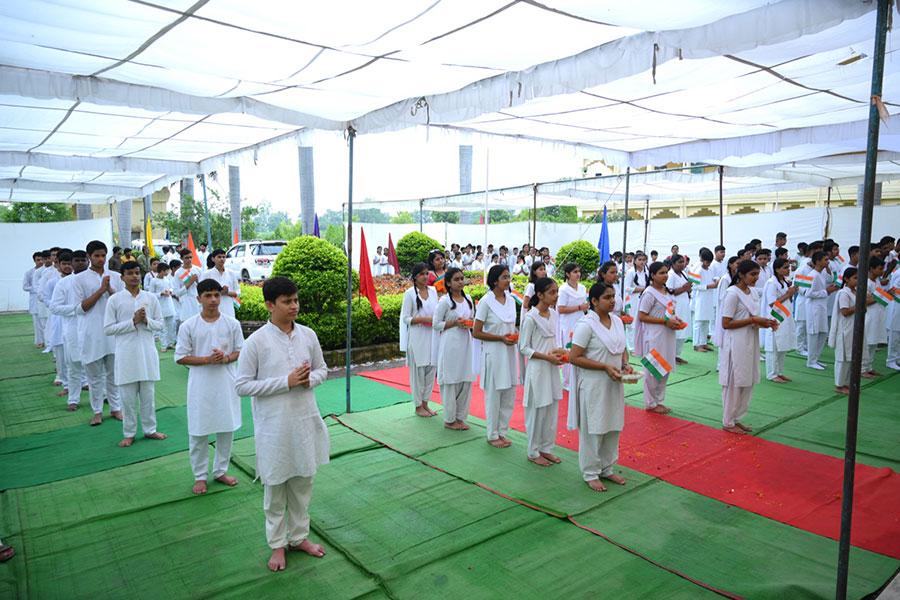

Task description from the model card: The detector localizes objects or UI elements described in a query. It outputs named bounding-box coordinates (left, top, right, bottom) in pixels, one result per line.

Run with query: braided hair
left=444, top=267, right=473, bottom=311
left=410, top=262, right=429, bottom=311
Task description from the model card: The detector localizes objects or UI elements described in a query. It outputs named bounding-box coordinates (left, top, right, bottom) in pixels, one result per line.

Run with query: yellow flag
left=145, top=216, right=157, bottom=258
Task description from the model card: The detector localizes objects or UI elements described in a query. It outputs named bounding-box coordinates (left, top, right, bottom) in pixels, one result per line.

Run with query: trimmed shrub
left=396, top=231, right=442, bottom=275
left=271, top=235, right=353, bottom=312
left=235, top=284, right=268, bottom=321
left=556, top=240, right=600, bottom=277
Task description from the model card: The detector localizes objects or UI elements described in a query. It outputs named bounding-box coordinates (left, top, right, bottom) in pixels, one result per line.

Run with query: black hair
left=32, top=251, right=42, bottom=259
left=726, top=256, right=740, bottom=275
left=756, top=248, right=771, bottom=258
left=587, top=281, right=615, bottom=309
left=486, top=264, right=509, bottom=290
left=774, top=247, right=788, bottom=258
left=40, top=250, right=51, bottom=258
left=808, top=241, right=824, bottom=252
left=848, top=245, right=860, bottom=256
left=730, top=259, right=760, bottom=287
left=869, top=255, right=885, bottom=269
left=58, top=251, right=73, bottom=262
left=150, top=256, right=160, bottom=264
left=811, top=250, right=827, bottom=265
left=120, top=261, right=141, bottom=275
left=750, top=238, right=762, bottom=246
left=650, top=250, right=658, bottom=257
left=528, top=260, right=546, bottom=283
left=648, top=261, right=667, bottom=279
left=169, top=259, right=182, bottom=270
left=714, top=245, right=725, bottom=253
left=179, top=248, right=193, bottom=257
left=410, top=262, right=430, bottom=310
left=123, top=247, right=133, bottom=254
left=49, top=247, right=60, bottom=253
left=563, top=262, right=580, bottom=278
left=56, top=247, right=72, bottom=255
left=206, top=254, right=214, bottom=269
left=841, top=267, right=857, bottom=288
left=211, top=248, right=226, bottom=258
left=196, top=279, right=222, bottom=295
left=427, top=249, right=445, bottom=271
left=155, top=262, right=170, bottom=273
left=823, top=240, right=836, bottom=253
left=262, top=276, right=297, bottom=303
left=776, top=232, right=787, bottom=240
left=72, top=250, right=87, bottom=259
left=699, top=247, right=713, bottom=262
left=112, top=246, right=122, bottom=254
left=528, top=277, right=557, bottom=309
left=797, top=242, right=808, bottom=253
left=86, top=240, right=107, bottom=255
left=772, top=258, right=789, bottom=285
left=743, top=242, right=756, bottom=252
left=597, top=261, right=617, bottom=282
left=444, top=267, right=473, bottom=312
left=670, top=254, right=684, bottom=267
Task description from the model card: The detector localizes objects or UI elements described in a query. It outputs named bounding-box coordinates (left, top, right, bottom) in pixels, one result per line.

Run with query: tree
left=355, top=208, right=390, bottom=223
left=252, top=201, right=293, bottom=236
left=391, top=211, right=416, bottom=224
left=487, top=209, right=515, bottom=223
left=319, top=209, right=344, bottom=230
left=516, top=206, right=578, bottom=223
left=154, top=186, right=257, bottom=249
left=324, top=223, right=345, bottom=249
left=1, top=202, right=72, bottom=223
left=431, top=211, right=459, bottom=223
left=267, top=220, right=303, bottom=240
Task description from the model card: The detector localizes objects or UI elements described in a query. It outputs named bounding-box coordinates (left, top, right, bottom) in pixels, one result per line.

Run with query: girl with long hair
left=399, top=262, right=439, bottom=417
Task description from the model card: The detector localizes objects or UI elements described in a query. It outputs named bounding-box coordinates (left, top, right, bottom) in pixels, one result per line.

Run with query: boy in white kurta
left=103, top=261, right=167, bottom=447
left=41, top=252, right=70, bottom=396
left=23, top=252, right=44, bottom=347
left=175, top=279, right=243, bottom=495
left=862, top=257, right=887, bottom=377
left=692, top=250, right=718, bottom=353
left=828, top=270, right=858, bottom=394
left=887, top=267, right=900, bottom=371
left=432, top=268, right=476, bottom=430
left=805, top=252, right=835, bottom=370
left=399, top=264, right=439, bottom=417
left=235, top=276, right=329, bottom=573
left=50, top=250, right=89, bottom=409
left=202, top=249, right=241, bottom=319
left=149, top=262, right=178, bottom=350
left=175, top=249, right=202, bottom=323
left=519, top=278, right=564, bottom=466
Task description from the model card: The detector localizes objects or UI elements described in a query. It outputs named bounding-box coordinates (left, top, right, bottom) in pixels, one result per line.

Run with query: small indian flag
left=565, top=330, right=573, bottom=350
left=178, top=269, right=192, bottom=282
left=232, top=296, right=242, bottom=309
left=433, top=274, right=446, bottom=294
left=686, top=271, right=702, bottom=285
left=892, top=287, right=900, bottom=303
left=640, top=348, right=673, bottom=381
left=624, top=294, right=631, bottom=312
left=794, top=274, right=814, bottom=289
left=664, top=301, right=676, bottom=322
left=770, top=301, right=791, bottom=322
left=837, top=254, right=846, bottom=263
left=873, top=287, right=893, bottom=307
left=509, top=289, right=525, bottom=306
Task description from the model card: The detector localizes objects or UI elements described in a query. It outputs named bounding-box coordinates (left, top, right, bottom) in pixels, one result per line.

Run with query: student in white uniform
left=399, top=263, right=439, bottom=417
left=714, top=257, right=740, bottom=361
left=719, top=260, right=778, bottom=434
left=175, top=249, right=202, bottom=323
left=50, top=250, right=89, bottom=410
left=75, top=241, right=124, bottom=426
left=862, top=256, right=887, bottom=378
left=793, top=243, right=817, bottom=356
left=432, top=267, right=476, bottom=430
left=519, top=261, right=548, bottom=380
left=569, top=281, right=633, bottom=491
left=519, top=277, right=564, bottom=467
left=33, top=250, right=53, bottom=353
left=886, top=265, right=900, bottom=371
left=634, top=262, right=684, bottom=414
left=763, top=258, right=798, bottom=382
left=23, top=251, right=44, bottom=347
left=470, top=252, right=485, bottom=271
left=379, top=249, right=390, bottom=275
left=235, top=277, right=329, bottom=572
left=805, top=251, right=834, bottom=370
left=372, top=246, right=383, bottom=276
left=175, top=278, right=243, bottom=494
left=41, top=249, right=71, bottom=393
left=202, top=249, right=241, bottom=320
left=828, top=268, right=859, bottom=395
left=597, top=261, right=624, bottom=314
left=692, top=248, right=718, bottom=353
left=753, top=249, right=773, bottom=349
left=473, top=264, right=519, bottom=448
left=624, top=252, right=649, bottom=350
left=197, top=243, right=209, bottom=267
left=143, top=257, right=159, bottom=290
left=557, top=263, right=588, bottom=391
left=103, top=261, right=167, bottom=447
left=149, top=262, right=178, bottom=350
left=665, top=254, right=692, bottom=364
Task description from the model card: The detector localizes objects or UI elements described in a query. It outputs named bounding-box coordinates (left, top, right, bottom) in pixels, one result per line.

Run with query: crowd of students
left=399, top=234, right=900, bottom=488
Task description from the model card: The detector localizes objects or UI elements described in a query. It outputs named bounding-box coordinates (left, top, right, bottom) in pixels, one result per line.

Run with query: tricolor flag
left=509, top=289, right=525, bottom=306
left=794, top=274, right=814, bottom=289
left=837, top=254, right=846, bottom=263
left=232, top=296, right=242, bottom=310
left=686, top=271, right=702, bottom=285
left=640, top=348, right=673, bottom=381
left=873, top=287, right=893, bottom=307
left=664, top=301, right=676, bottom=322
left=892, top=287, right=900, bottom=303
left=565, top=330, right=573, bottom=350
left=770, top=301, right=791, bottom=323
left=624, top=294, right=632, bottom=312
left=178, top=269, right=192, bottom=283
left=433, top=274, right=446, bottom=294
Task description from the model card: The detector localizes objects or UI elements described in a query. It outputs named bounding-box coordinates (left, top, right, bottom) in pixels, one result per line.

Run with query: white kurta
left=828, top=287, right=856, bottom=361
left=235, top=322, right=330, bottom=485
left=103, top=289, right=163, bottom=385
left=569, top=312, right=626, bottom=434
left=763, top=276, right=796, bottom=352
left=557, top=282, right=587, bottom=348
left=633, top=286, right=676, bottom=365
left=23, top=266, right=39, bottom=314
left=713, top=275, right=731, bottom=346
left=693, top=266, right=718, bottom=322
left=147, top=276, right=176, bottom=317
left=174, top=266, right=202, bottom=321
left=399, top=286, right=439, bottom=366
left=74, top=268, right=124, bottom=364
left=175, top=314, right=244, bottom=436
left=201, top=268, right=240, bottom=319
left=475, top=293, right=518, bottom=391
left=805, top=269, right=830, bottom=335
left=666, top=270, right=691, bottom=340
left=431, top=294, right=476, bottom=385
left=34, top=267, right=52, bottom=318
left=518, top=307, right=562, bottom=408
left=49, top=274, right=82, bottom=357
left=889, top=270, right=900, bottom=333
left=865, top=280, right=888, bottom=345
left=794, top=262, right=812, bottom=322
left=39, top=269, right=64, bottom=348
left=718, top=286, right=761, bottom=387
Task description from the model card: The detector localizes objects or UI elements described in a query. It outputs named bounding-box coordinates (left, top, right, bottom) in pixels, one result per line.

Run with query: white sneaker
left=798, top=350, right=809, bottom=357
left=807, top=363, right=825, bottom=370
left=887, top=361, right=900, bottom=371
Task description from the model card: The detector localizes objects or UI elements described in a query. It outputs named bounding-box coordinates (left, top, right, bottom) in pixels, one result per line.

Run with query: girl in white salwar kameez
left=557, top=263, right=588, bottom=391
left=763, top=258, right=798, bottom=383
left=597, top=261, right=624, bottom=315
left=805, top=251, right=835, bottom=370
left=828, top=268, right=858, bottom=395
left=714, top=257, right=740, bottom=370
left=692, top=248, right=719, bottom=353
left=519, top=277, right=564, bottom=466
left=519, top=261, right=547, bottom=383
left=719, top=260, right=778, bottom=435
left=666, top=255, right=693, bottom=364
left=862, top=257, right=887, bottom=378
left=569, top=282, right=634, bottom=492
left=473, top=265, right=519, bottom=448
left=624, top=252, right=649, bottom=350
left=400, top=263, right=439, bottom=417
left=634, top=262, right=685, bottom=414
left=432, top=268, right=476, bottom=430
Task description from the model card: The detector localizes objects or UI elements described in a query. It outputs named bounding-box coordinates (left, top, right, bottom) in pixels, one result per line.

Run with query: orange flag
left=186, top=232, right=201, bottom=267
left=358, top=228, right=382, bottom=319
left=233, top=228, right=239, bottom=245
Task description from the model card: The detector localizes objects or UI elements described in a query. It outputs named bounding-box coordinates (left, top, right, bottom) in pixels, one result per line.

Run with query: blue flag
left=597, top=205, right=610, bottom=263
left=313, top=214, right=320, bottom=238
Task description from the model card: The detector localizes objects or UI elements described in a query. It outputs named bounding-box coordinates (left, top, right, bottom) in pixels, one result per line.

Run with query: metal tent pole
left=345, top=127, right=356, bottom=414
left=419, top=199, right=424, bottom=232
left=718, top=165, right=724, bottom=246
left=825, top=186, right=833, bottom=238
left=199, top=174, right=213, bottom=250
left=836, top=1, right=889, bottom=598
left=643, top=196, right=650, bottom=254
left=532, top=183, right=538, bottom=249
left=621, top=167, right=630, bottom=300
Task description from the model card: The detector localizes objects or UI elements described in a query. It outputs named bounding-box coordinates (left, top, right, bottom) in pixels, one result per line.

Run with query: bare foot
left=586, top=479, right=607, bottom=492
left=118, top=437, right=134, bottom=447
left=144, top=432, right=168, bottom=440
left=528, top=456, right=553, bottom=467
left=215, top=474, right=238, bottom=486
left=693, top=346, right=708, bottom=353
left=780, top=375, right=792, bottom=382
left=56, top=389, right=67, bottom=397
left=499, top=436, right=512, bottom=448
left=647, top=405, right=671, bottom=414
left=53, top=380, right=62, bottom=386
left=192, top=480, right=208, bottom=495
left=675, top=357, right=688, bottom=365
left=602, top=473, right=627, bottom=485
left=67, top=404, right=79, bottom=412
left=835, top=386, right=850, bottom=395
left=539, top=452, right=562, bottom=464
left=422, top=403, right=438, bottom=416
left=89, top=413, right=102, bottom=426
left=414, top=405, right=432, bottom=417
left=488, top=439, right=507, bottom=448
left=267, top=547, right=286, bottom=572
left=288, top=539, right=326, bottom=558
left=867, top=370, right=881, bottom=377
left=735, top=422, right=753, bottom=432
left=110, top=410, right=123, bottom=421
left=455, top=420, right=470, bottom=430
left=861, top=372, right=877, bottom=379
left=444, top=422, right=467, bottom=430
left=722, top=425, right=746, bottom=435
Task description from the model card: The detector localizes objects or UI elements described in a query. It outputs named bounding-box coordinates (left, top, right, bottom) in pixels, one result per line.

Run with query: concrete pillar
left=857, top=182, right=881, bottom=206
left=459, top=145, right=473, bottom=224
left=116, top=199, right=132, bottom=248
left=76, top=204, right=93, bottom=220
left=228, top=165, right=241, bottom=243
left=299, top=146, right=315, bottom=235
left=180, top=177, right=194, bottom=219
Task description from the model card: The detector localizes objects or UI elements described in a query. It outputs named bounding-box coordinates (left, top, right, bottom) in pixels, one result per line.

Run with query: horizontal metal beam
left=0, top=150, right=198, bottom=177
left=0, top=178, right=142, bottom=196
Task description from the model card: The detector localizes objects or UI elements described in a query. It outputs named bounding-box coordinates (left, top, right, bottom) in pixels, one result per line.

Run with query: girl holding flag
left=666, top=254, right=693, bottom=364
left=400, top=263, right=439, bottom=417
left=520, top=261, right=548, bottom=381
left=634, top=262, right=684, bottom=414
left=863, top=256, right=888, bottom=378
left=805, top=251, right=835, bottom=370
left=828, top=267, right=859, bottom=394
left=426, top=250, right=448, bottom=295
left=432, top=267, right=476, bottom=430
left=569, top=281, right=633, bottom=491
left=557, top=263, right=588, bottom=391
left=719, top=260, right=778, bottom=434
left=763, top=258, right=798, bottom=382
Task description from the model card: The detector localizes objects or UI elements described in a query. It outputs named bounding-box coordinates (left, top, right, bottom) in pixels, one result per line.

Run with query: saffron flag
left=686, top=271, right=702, bottom=285
left=232, top=296, right=242, bottom=310
left=892, top=287, right=900, bottom=303
left=770, top=301, right=791, bottom=322
left=233, top=228, right=239, bottom=245
left=387, top=233, right=400, bottom=274
left=873, top=287, right=893, bottom=307
left=358, top=227, right=383, bottom=319
left=794, top=274, right=814, bottom=289
left=433, top=273, right=446, bottom=294
left=640, top=348, right=673, bottom=380
left=186, top=231, right=201, bottom=267
left=145, top=216, right=157, bottom=258
left=509, top=289, right=525, bottom=306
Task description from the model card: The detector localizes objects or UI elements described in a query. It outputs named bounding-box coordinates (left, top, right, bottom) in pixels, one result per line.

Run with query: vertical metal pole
left=199, top=173, right=213, bottom=250
left=824, top=186, right=833, bottom=238
left=718, top=165, right=724, bottom=246
left=643, top=196, right=650, bottom=254
left=621, top=167, right=630, bottom=300
left=483, top=147, right=490, bottom=276
left=836, top=2, right=889, bottom=597
left=532, top=183, right=538, bottom=248
left=419, top=199, right=424, bottom=232
left=345, top=127, right=356, bottom=414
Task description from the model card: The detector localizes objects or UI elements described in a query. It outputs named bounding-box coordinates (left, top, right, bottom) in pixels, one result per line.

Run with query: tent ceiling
left=0, top=0, right=894, bottom=204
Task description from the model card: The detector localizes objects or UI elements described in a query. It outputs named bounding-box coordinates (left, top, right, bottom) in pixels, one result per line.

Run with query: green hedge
left=271, top=235, right=356, bottom=312
left=396, top=231, right=442, bottom=275
left=556, top=240, right=600, bottom=277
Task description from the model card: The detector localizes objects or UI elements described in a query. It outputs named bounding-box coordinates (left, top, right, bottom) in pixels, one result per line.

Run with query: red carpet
left=360, top=366, right=900, bottom=560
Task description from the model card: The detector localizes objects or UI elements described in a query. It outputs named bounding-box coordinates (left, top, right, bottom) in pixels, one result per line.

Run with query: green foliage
left=1, top=202, right=72, bottom=223
left=155, top=190, right=256, bottom=249
left=354, top=208, right=390, bottom=223
left=487, top=209, right=515, bottom=224
left=431, top=211, right=459, bottom=223
left=235, top=285, right=268, bottom=321
left=395, top=231, right=442, bottom=274
left=323, top=223, right=345, bottom=249
left=319, top=209, right=344, bottom=230
left=516, top=206, right=578, bottom=223
left=556, top=239, right=600, bottom=276
left=391, top=211, right=416, bottom=224
left=271, top=236, right=352, bottom=312
left=266, top=220, right=303, bottom=241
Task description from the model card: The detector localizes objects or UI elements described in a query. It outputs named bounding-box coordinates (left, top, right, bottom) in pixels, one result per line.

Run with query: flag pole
left=621, top=166, right=630, bottom=301
left=345, top=127, right=356, bottom=414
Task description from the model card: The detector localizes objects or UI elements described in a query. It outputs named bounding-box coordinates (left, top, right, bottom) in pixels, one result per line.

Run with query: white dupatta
left=483, top=290, right=517, bottom=325
left=567, top=310, right=625, bottom=430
